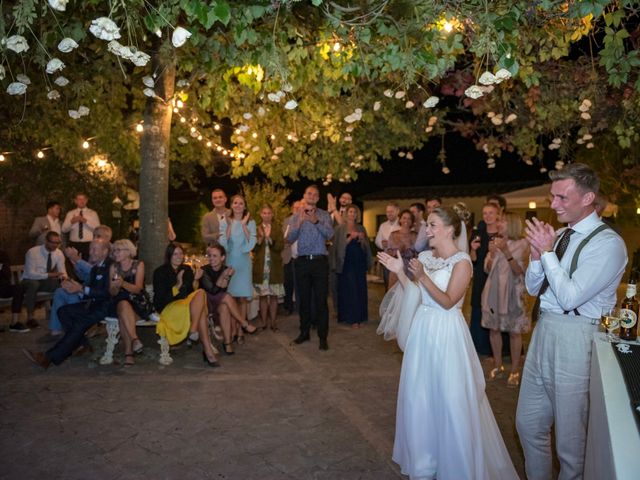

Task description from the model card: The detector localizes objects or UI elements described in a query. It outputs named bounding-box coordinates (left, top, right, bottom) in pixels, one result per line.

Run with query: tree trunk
left=139, top=38, right=175, bottom=283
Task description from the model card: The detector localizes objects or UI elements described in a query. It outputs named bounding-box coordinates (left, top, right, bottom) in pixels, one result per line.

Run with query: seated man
left=23, top=239, right=112, bottom=369
left=19, top=231, right=67, bottom=329
left=43, top=233, right=112, bottom=341
left=0, top=249, right=27, bottom=332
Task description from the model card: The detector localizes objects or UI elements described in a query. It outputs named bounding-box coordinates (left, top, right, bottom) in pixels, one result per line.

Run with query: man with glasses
left=17, top=231, right=67, bottom=330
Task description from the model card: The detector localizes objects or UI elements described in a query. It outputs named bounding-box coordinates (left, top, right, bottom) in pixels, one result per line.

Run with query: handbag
left=129, top=290, right=155, bottom=319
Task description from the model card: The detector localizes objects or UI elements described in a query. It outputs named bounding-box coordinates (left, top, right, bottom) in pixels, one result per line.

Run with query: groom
left=516, top=163, right=627, bottom=480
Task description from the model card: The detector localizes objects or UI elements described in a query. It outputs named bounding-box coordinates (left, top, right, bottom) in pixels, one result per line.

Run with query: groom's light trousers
left=516, top=311, right=599, bottom=480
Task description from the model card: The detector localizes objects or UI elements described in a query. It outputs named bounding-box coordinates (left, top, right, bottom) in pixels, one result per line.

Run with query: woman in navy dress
left=333, top=205, right=372, bottom=328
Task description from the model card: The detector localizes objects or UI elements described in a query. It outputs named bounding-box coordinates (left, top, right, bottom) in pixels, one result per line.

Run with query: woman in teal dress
left=219, top=194, right=257, bottom=341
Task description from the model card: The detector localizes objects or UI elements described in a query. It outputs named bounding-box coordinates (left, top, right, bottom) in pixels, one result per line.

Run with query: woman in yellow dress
left=153, top=243, right=219, bottom=367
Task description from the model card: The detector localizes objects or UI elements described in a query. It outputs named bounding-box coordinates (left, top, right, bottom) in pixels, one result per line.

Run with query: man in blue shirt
left=287, top=185, right=334, bottom=350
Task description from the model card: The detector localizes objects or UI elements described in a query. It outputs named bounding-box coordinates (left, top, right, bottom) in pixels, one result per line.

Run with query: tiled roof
left=360, top=180, right=544, bottom=200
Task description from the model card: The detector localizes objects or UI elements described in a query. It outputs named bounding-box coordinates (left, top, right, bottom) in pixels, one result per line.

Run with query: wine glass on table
left=601, top=306, right=621, bottom=343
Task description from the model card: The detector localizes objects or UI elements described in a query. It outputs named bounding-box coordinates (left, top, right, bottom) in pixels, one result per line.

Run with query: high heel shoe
left=223, top=342, right=235, bottom=355
left=241, top=322, right=257, bottom=334
left=132, top=338, right=144, bottom=355
left=202, top=351, right=220, bottom=368
left=488, top=365, right=505, bottom=381
left=507, top=372, right=520, bottom=387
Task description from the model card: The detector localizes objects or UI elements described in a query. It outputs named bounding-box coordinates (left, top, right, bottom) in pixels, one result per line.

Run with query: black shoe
left=9, top=322, right=30, bottom=333
left=319, top=339, right=329, bottom=351
left=26, top=319, right=40, bottom=329
left=293, top=334, right=310, bottom=344
left=202, top=351, right=220, bottom=368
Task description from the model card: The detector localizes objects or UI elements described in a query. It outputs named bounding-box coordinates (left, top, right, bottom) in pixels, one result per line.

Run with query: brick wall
left=0, top=198, right=46, bottom=264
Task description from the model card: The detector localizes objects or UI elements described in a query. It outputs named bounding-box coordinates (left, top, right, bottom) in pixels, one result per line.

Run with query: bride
left=377, top=206, right=518, bottom=480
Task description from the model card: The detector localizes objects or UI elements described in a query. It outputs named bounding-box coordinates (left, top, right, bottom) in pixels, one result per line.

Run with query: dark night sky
left=182, top=132, right=549, bottom=206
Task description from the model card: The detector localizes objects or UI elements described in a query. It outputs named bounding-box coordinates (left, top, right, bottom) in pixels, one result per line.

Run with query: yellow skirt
left=155, top=290, right=199, bottom=345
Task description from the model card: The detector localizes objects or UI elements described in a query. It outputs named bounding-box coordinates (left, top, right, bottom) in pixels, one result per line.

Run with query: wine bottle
left=619, top=275, right=639, bottom=342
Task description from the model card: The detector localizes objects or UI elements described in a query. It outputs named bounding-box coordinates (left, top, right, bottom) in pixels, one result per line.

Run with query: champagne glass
left=601, top=306, right=621, bottom=342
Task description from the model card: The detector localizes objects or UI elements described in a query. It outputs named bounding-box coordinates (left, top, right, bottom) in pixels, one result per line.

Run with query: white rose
left=143, top=88, right=156, bottom=97
left=243, top=112, right=253, bottom=120
left=580, top=112, right=591, bottom=120
left=582, top=99, right=592, bottom=108
left=405, top=101, right=415, bottom=108
left=48, top=0, right=68, bottom=11
left=178, top=136, right=188, bottom=145
left=309, top=132, right=318, bottom=141
left=406, top=152, right=414, bottom=159
left=505, top=113, right=517, bottom=123
left=344, top=136, right=352, bottom=142
left=108, top=40, right=132, bottom=59
left=77, top=105, right=90, bottom=116
left=383, top=89, right=393, bottom=98
left=586, top=142, right=594, bottom=149
left=428, top=116, right=438, bottom=126
left=281, top=83, right=293, bottom=92
left=176, top=79, right=189, bottom=87
left=47, top=90, right=60, bottom=100
left=130, top=50, right=150, bottom=67
left=7, top=82, right=27, bottom=95
left=68, top=110, right=81, bottom=119
left=257, top=107, right=266, bottom=116
left=4, top=35, right=29, bottom=54
left=494, top=68, right=512, bottom=83
left=464, top=85, right=484, bottom=99
left=89, top=17, right=121, bottom=41
left=274, top=146, right=284, bottom=154
left=284, top=99, right=298, bottom=110
left=16, top=74, right=31, bottom=85
left=394, top=90, right=406, bottom=99
left=142, top=76, right=155, bottom=88
left=46, top=58, right=65, bottom=74
left=423, top=96, right=439, bottom=108
left=583, top=133, right=592, bottom=140
left=0, top=65, right=5, bottom=81
left=54, top=76, right=69, bottom=86
left=478, top=71, right=497, bottom=85
left=373, top=101, right=381, bottom=111
left=172, top=27, right=191, bottom=48
left=267, top=93, right=280, bottom=102
left=58, top=38, right=79, bottom=53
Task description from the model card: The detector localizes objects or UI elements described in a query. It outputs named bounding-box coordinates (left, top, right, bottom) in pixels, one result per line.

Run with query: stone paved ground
left=0, top=283, right=525, bottom=480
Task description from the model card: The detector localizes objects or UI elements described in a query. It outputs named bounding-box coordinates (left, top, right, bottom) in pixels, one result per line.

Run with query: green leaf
left=213, top=1, right=231, bottom=26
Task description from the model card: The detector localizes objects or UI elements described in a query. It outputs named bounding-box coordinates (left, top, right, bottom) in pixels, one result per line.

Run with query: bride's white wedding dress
left=382, top=251, right=519, bottom=480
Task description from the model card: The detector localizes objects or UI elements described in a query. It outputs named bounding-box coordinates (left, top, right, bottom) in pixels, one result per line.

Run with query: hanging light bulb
left=252, top=132, right=258, bottom=139
left=214, top=124, right=220, bottom=131
left=180, top=117, right=186, bottom=123
left=82, top=140, right=90, bottom=149
left=206, top=141, right=212, bottom=147
left=176, top=99, right=184, bottom=109
left=190, top=126, right=196, bottom=133
left=333, top=41, right=341, bottom=52
left=37, top=150, right=44, bottom=159
left=0, top=154, right=5, bottom=162
left=270, top=134, right=275, bottom=140
left=136, top=123, right=144, bottom=132
left=173, top=107, right=179, bottom=113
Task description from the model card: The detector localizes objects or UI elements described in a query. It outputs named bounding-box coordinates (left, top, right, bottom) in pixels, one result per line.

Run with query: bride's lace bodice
left=417, top=250, right=471, bottom=309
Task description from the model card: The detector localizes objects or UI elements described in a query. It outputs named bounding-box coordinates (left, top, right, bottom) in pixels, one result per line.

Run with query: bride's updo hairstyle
left=432, top=206, right=462, bottom=238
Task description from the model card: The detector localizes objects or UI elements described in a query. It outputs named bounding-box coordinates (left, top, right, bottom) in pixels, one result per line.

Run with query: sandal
left=223, top=342, right=235, bottom=355
left=242, top=322, right=257, bottom=334
left=132, top=338, right=144, bottom=355
left=124, top=353, right=135, bottom=366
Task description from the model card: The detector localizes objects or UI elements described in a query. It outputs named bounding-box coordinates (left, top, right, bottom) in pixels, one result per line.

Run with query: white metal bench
left=99, top=316, right=172, bottom=366
left=98, top=285, right=172, bottom=366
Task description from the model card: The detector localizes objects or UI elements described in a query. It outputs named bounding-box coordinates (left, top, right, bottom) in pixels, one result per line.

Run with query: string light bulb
left=333, top=42, right=341, bottom=52
left=37, top=150, right=44, bottom=159
left=214, top=124, right=220, bottom=131
left=0, top=154, right=5, bottom=162
left=190, top=126, right=196, bottom=133
left=180, top=117, right=186, bottom=123
left=270, top=134, right=275, bottom=140
left=176, top=99, right=184, bottom=109
left=252, top=132, right=258, bottom=139
left=136, top=123, right=144, bottom=132
left=82, top=140, right=90, bottom=149
left=206, top=141, right=212, bottom=147
left=173, top=107, right=179, bottom=113
left=442, top=21, right=453, bottom=32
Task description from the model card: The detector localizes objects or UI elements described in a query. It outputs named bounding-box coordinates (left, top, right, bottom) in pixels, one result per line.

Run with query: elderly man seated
left=39, top=226, right=113, bottom=342
left=23, top=238, right=112, bottom=369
